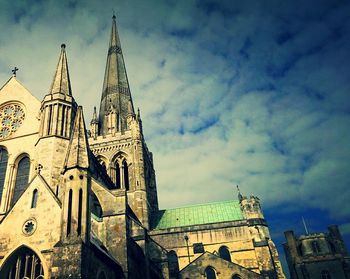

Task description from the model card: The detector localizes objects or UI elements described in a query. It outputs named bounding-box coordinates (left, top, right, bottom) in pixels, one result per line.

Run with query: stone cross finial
left=35, top=164, right=43, bottom=174
left=12, top=67, right=19, bottom=77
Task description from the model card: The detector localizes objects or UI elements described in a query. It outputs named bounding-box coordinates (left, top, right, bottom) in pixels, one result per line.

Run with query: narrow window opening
left=31, top=189, right=38, bottom=208
left=311, top=240, right=321, bottom=254
left=67, top=189, right=72, bottom=236
left=123, top=160, right=129, bottom=191
left=60, top=105, right=66, bottom=136
left=115, top=162, right=120, bottom=189
left=47, top=105, right=52, bottom=135
left=0, top=148, right=8, bottom=205
left=77, top=189, right=82, bottom=236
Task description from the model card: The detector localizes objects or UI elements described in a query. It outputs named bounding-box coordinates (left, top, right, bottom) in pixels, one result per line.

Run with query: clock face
left=0, top=103, right=26, bottom=140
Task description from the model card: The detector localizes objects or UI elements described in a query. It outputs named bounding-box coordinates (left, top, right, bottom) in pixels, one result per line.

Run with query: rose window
left=0, top=103, right=25, bottom=140
left=22, top=219, right=37, bottom=236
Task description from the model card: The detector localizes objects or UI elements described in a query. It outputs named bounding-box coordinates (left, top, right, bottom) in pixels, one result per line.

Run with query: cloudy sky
left=1, top=0, right=349, bottom=275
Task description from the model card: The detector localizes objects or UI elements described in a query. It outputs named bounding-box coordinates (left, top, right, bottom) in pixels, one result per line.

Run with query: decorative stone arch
left=232, top=274, right=241, bottom=279
left=91, top=191, right=103, bottom=218
left=10, top=152, right=31, bottom=207
left=0, top=244, right=48, bottom=279
left=110, top=152, right=131, bottom=190
left=96, top=155, right=108, bottom=172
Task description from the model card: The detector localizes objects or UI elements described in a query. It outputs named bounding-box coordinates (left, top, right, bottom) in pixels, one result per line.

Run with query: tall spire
left=50, top=44, right=72, bottom=96
left=99, top=15, right=134, bottom=135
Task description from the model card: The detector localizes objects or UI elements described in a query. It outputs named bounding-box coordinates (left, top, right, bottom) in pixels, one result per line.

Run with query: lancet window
left=31, top=189, right=38, bottom=208
left=167, top=250, right=179, bottom=278
left=219, top=246, right=231, bottom=262
left=12, top=155, right=30, bottom=206
left=0, top=147, right=8, bottom=205
left=205, top=266, right=216, bottom=279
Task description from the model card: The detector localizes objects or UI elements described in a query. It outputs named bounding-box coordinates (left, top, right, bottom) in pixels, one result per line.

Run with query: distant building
left=283, top=225, right=350, bottom=279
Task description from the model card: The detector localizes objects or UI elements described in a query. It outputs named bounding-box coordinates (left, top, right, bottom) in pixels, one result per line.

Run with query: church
left=0, top=16, right=285, bottom=279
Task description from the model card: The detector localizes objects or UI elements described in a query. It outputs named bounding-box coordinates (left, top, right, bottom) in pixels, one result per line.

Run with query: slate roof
left=152, top=200, right=243, bottom=230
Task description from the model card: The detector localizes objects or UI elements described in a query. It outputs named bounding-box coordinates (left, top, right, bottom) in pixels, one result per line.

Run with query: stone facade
left=283, top=225, right=350, bottom=279
left=0, top=16, right=285, bottom=279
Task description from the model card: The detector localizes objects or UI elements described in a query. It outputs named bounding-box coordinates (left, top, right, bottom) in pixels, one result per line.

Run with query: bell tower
left=88, top=16, right=158, bottom=229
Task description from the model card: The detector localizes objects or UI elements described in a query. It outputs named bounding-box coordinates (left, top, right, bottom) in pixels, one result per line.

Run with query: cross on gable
left=35, top=164, right=43, bottom=174
left=12, top=67, right=19, bottom=77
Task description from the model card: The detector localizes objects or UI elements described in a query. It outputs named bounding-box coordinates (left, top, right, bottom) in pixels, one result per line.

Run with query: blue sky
left=1, top=0, right=350, bottom=276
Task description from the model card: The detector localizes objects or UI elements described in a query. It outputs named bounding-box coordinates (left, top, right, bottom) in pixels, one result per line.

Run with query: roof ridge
left=160, top=200, right=240, bottom=211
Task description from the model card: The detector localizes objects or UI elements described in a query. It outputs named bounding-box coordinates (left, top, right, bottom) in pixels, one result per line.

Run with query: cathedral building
left=0, top=16, right=285, bottom=279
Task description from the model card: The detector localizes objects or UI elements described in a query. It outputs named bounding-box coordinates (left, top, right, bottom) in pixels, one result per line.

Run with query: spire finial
left=237, top=185, right=243, bottom=202
left=112, top=10, right=116, bottom=19
left=61, top=43, right=66, bottom=49
left=12, top=67, right=19, bottom=77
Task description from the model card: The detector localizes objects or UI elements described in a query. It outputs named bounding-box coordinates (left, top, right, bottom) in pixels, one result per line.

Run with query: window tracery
left=0, top=103, right=25, bottom=140
left=0, top=246, right=44, bottom=279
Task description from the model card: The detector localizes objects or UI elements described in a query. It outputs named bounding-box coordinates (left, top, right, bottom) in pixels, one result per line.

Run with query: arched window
left=232, top=275, right=241, bottom=279
left=205, top=266, right=216, bottom=279
left=31, top=189, right=38, bottom=208
left=321, top=270, right=331, bottom=279
left=123, top=160, right=129, bottom=191
left=0, top=246, right=44, bottom=279
left=167, top=250, right=179, bottom=278
left=12, top=156, right=30, bottom=206
left=219, top=246, right=231, bottom=262
left=98, top=272, right=107, bottom=279
left=311, top=240, right=321, bottom=254
left=0, top=148, right=8, bottom=205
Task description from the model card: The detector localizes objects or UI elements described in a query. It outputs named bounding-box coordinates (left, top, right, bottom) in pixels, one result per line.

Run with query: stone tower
left=88, top=15, right=158, bottom=230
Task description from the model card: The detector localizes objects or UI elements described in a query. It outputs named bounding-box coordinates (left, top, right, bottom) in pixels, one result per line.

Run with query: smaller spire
left=64, top=106, right=90, bottom=170
left=91, top=106, right=98, bottom=124
left=50, top=43, right=72, bottom=96
left=237, top=185, right=243, bottom=202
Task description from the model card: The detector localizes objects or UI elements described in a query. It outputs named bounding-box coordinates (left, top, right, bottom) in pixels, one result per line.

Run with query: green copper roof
left=152, top=200, right=243, bottom=230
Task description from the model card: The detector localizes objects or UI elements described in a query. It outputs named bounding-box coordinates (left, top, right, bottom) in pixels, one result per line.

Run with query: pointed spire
left=98, top=15, right=134, bottom=134
left=64, top=106, right=90, bottom=170
left=50, top=44, right=72, bottom=96
left=91, top=106, right=98, bottom=124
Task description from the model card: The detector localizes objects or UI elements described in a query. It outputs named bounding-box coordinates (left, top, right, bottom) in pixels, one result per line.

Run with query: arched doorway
left=0, top=246, right=45, bottom=279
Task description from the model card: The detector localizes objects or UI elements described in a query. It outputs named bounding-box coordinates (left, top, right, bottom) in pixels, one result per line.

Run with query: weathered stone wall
left=150, top=221, right=275, bottom=275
